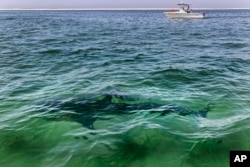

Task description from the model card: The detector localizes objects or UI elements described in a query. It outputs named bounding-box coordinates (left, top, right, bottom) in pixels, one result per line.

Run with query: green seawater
left=0, top=10, right=250, bottom=167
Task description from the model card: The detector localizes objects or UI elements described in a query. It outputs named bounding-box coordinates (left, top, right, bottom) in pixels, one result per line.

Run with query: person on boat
left=186, top=5, right=191, bottom=13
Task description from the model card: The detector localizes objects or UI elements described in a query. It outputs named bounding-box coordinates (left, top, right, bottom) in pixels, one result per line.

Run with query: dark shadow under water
left=37, top=90, right=212, bottom=129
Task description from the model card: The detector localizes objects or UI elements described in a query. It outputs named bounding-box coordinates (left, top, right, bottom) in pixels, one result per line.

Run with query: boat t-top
left=164, top=3, right=205, bottom=19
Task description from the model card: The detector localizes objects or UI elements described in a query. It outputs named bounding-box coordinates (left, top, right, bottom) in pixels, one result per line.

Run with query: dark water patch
left=134, top=53, right=146, bottom=60
left=220, top=42, right=248, bottom=49
left=0, top=130, right=50, bottom=156
left=13, top=64, right=37, bottom=70
left=189, top=32, right=203, bottom=36
left=99, top=31, right=114, bottom=36
left=170, top=32, right=183, bottom=36
left=151, top=68, right=200, bottom=84
left=2, top=17, right=16, bottom=21
left=110, top=137, right=150, bottom=163
left=39, top=48, right=62, bottom=55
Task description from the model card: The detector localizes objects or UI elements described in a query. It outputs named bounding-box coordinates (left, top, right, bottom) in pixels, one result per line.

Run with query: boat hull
left=164, top=12, right=205, bottom=19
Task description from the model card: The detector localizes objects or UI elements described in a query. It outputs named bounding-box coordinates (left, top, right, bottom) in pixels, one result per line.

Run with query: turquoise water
left=0, top=10, right=250, bottom=167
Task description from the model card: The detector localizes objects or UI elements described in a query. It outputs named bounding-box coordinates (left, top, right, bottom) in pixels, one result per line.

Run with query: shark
left=39, top=91, right=212, bottom=129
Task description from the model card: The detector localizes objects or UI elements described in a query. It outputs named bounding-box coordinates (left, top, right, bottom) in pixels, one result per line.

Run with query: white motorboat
left=164, top=3, right=205, bottom=19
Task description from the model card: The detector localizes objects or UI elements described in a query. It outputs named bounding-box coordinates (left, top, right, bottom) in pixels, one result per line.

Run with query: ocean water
left=0, top=10, right=250, bottom=167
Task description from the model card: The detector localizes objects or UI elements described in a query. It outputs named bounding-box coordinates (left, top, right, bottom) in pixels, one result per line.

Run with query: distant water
left=0, top=10, right=250, bottom=167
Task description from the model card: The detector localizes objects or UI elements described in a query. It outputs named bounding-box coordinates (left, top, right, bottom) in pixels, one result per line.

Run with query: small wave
left=3, top=17, right=16, bottom=21
left=69, top=49, right=85, bottom=55
left=220, top=42, right=248, bottom=49
left=150, top=68, right=200, bottom=84
left=39, top=49, right=62, bottom=54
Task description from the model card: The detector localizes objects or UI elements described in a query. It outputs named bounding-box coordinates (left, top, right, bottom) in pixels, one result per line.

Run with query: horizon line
left=1, top=7, right=250, bottom=11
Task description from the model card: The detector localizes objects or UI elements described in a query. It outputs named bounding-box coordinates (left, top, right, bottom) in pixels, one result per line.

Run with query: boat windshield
left=177, top=3, right=191, bottom=13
